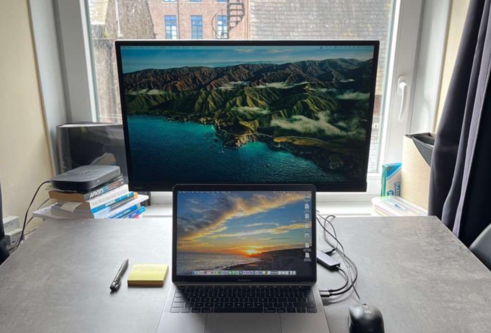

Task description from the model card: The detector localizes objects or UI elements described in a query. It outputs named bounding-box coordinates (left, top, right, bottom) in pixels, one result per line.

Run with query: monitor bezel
left=172, top=184, right=317, bottom=283
left=115, top=40, right=380, bottom=192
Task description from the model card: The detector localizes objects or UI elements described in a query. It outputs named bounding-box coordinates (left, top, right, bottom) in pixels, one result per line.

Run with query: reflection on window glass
left=87, top=0, right=393, bottom=173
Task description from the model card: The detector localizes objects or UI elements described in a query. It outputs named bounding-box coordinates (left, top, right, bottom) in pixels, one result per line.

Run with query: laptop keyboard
left=170, top=285, right=317, bottom=314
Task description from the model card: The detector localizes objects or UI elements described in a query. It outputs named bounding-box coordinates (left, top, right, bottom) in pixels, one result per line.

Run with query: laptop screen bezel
left=172, top=184, right=317, bottom=283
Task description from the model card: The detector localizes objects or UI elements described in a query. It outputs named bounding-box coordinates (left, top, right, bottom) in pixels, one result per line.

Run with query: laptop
left=156, top=184, right=330, bottom=333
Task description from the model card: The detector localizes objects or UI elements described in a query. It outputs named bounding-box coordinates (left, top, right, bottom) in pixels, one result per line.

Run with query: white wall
left=0, top=1, right=54, bottom=223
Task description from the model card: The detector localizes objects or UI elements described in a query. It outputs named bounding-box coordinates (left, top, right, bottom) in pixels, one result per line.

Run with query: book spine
left=108, top=204, right=140, bottom=219
left=91, top=192, right=135, bottom=213
left=92, top=195, right=136, bottom=218
left=83, top=177, right=125, bottom=201
left=87, top=185, right=129, bottom=208
left=124, top=206, right=145, bottom=219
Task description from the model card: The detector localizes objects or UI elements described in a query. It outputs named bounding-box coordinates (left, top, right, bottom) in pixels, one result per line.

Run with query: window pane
left=165, top=15, right=178, bottom=39
left=87, top=0, right=393, bottom=173
left=216, top=15, right=228, bottom=39
left=191, top=15, right=203, bottom=39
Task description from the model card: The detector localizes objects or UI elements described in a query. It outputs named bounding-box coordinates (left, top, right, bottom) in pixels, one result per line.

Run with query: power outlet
left=6, top=228, right=22, bottom=249
left=3, top=216, right=20, bottom=233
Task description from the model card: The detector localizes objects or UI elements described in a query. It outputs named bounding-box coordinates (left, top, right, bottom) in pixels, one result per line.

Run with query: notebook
left=127, top=264, right=168, bottom=286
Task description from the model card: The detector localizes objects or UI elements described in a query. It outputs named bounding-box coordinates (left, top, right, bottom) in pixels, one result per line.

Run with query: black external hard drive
left=51, top=165, right=121, bottom=192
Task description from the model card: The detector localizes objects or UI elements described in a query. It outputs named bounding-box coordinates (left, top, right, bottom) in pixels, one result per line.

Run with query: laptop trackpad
left=205, top=314, right=281, bottom=333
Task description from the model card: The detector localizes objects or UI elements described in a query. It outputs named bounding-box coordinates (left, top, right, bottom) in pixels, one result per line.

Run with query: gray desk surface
left=1, top=216, right=491, bottom=333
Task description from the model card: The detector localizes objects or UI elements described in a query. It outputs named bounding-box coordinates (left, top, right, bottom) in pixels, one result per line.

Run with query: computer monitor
left=116, top=41, right=379, bottom=192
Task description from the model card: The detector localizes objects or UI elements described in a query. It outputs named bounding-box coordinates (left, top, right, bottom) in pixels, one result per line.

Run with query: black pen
left=110, top=259, right=129, bottom=291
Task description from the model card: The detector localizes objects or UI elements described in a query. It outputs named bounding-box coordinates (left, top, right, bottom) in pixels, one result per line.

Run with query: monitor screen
left=174, top=189, right=315, bottom=281
left=116, top=41, right=379, bottom=191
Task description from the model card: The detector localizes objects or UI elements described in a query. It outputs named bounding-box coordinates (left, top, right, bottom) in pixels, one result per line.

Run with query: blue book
left=108, top=203, right=140, bottom=219
left=121, top=206, right=145, bottom=219
left=91, top=192, right=135, bottom=214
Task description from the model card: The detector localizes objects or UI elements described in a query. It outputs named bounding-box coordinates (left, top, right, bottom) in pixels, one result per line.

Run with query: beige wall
left=0, top=1, right=53, bottom=223
left=435, top=0, right=471, bottom=130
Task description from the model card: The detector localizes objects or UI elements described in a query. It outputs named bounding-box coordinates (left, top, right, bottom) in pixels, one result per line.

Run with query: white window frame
left=30, top=0, right=451, bottom=205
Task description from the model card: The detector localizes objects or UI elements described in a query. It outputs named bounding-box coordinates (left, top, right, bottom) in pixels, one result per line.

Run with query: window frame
left=216, top=14, right=228, bottom=39
left=30, top=0, right=451, bottom=201
left=191, top=15, right=204, bottom=39
left=165, top=15, right=178, bottom=40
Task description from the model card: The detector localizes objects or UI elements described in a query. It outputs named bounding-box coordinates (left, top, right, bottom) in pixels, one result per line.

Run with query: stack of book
left=372, top=196, right=427, bottom=217
left=39, top=176, right=148, bottom=220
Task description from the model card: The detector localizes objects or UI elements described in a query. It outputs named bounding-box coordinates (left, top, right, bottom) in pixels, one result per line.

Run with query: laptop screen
left=174, top=189, right=315, bottom=281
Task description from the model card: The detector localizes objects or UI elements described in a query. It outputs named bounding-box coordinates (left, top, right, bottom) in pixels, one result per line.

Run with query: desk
left=1, top=217, right=491, bottom=332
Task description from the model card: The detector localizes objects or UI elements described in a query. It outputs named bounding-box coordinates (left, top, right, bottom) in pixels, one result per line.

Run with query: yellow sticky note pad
left=127, top=264, right=168, bottom=286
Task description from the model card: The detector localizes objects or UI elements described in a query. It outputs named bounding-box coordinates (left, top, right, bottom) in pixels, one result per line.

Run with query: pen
left=110, top=259, right=129, bottom=291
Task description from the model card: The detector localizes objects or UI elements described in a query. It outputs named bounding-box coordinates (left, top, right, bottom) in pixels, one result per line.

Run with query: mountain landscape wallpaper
left=120, top=45, right=376, bottom=186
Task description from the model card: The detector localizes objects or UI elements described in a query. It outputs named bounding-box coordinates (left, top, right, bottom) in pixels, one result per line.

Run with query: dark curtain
left=429, top=0, right=491, bottom=246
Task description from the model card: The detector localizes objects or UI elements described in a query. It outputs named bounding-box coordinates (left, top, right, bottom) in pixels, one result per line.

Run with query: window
left=216, top=15, right=228, bottom=39
left=57, top=0, right=439, bottom=188
left=191, top=15, right=203, bottom=39
left=163, top=0, right=177, bottom=2
left=165, top=15, right=178, bottom=40
left=190, top=0, right=202, bottom=3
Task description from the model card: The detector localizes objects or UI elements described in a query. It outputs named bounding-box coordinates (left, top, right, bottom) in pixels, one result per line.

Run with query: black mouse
left=348, top=303, right=385, bottom=333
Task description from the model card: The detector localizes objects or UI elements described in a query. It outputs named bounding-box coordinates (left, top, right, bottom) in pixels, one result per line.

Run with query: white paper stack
left=372, top=196, right=427, bottom=217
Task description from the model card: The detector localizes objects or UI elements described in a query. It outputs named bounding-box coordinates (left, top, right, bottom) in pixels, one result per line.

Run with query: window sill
left=143, top=200, right=373, bottom=218
left=146, top=174, right=380, bottom=217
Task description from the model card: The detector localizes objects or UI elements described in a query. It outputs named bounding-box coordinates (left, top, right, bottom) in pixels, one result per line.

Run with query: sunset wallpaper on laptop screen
left=175, top=191, right=314, bottom=276
left=120, top=45, right=376, bottom=187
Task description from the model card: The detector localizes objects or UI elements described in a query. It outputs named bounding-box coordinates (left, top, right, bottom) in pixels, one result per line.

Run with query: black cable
left=316, top=218, right=356, bottom=292
left=318, top=267, right=349, bottom=296
left=317, top=217, right=359, bottom=297
left=17, top=180, right=50, bottom=248
left=316, top=213, right=362, bottom=302
left=322, top=215, right=362, bottom=301
left=26, top=197, right=51, bottom=227
left=317, top=211, right=337, bottom=255
left=331, top=239, right=361, bottom=300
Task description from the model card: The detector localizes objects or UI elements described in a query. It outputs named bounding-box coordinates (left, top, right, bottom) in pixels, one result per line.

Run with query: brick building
left=89, top=0, right=391, bottom=168
left=89, top=0, right=155, bottom=122
left=247, top=0, right=392, bottom=171
left=147, top=0, right=249, bottom=40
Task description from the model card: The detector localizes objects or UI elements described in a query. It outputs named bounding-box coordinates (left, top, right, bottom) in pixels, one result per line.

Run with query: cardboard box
left=401, top=133, right=435, bottom=211
left=381, top=163, right=401, bottom=196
